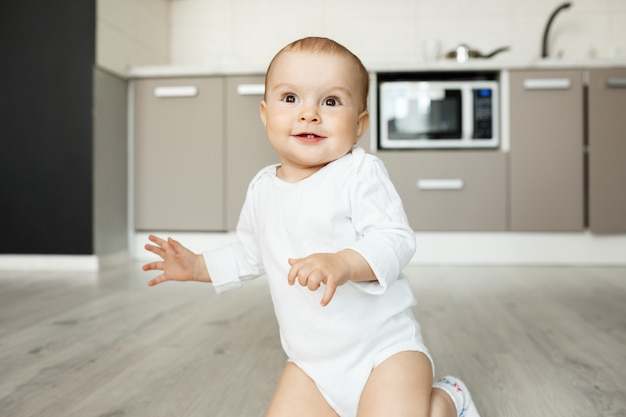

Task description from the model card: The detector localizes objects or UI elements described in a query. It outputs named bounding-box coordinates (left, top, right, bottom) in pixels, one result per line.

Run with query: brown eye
left=282, top=94, right=298, bottom=103
left=323, top=97, right=340, bottom=106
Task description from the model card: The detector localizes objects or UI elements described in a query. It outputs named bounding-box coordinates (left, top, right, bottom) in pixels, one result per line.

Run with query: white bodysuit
left=203, top=146, right=432, bottom=417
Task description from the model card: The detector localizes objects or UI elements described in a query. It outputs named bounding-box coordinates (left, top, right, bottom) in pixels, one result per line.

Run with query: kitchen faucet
left=541, top=2, right=573, bottom=58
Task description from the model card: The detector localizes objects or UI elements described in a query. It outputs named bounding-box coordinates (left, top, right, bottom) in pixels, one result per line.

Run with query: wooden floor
left=1, top=263, right=625, bottom=417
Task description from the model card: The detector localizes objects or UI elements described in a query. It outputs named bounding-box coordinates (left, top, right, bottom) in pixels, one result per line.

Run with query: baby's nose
left=299, top=106, right=320, bottom=122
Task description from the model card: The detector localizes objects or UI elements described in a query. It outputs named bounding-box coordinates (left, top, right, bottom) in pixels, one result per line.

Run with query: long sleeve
left=346, top=154, right=416, bottom=294
left=202, top=169, right=268, bottom=293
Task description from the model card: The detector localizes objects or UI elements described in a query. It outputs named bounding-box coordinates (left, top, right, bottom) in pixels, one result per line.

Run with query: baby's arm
left=287, top=249, right=375, bottom=306
left=143, top=234, right=212, bottom=286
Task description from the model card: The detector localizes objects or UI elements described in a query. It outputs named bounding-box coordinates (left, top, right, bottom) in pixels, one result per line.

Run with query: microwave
left=377, top=78, right=499, bottom=149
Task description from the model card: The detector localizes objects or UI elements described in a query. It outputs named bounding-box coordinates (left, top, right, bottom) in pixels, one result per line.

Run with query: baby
left=143, top=36, right=480, bottom=417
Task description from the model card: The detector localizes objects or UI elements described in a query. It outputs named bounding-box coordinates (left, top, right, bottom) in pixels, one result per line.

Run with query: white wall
left=97, top=0, right=170, bottom=75
left=169, top=0, right=626, bottom=69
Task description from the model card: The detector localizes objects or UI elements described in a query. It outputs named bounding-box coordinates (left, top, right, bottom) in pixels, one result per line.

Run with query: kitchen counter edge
left=124, top=58, right=626, bottom=79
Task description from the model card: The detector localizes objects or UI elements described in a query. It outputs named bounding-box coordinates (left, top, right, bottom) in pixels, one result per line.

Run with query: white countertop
left=127, top=56, right=626, bottom=79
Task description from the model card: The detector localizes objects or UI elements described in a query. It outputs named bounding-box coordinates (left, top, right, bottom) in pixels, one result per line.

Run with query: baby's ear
left=355, top=110, right=370, bottom=142
left=259, top=100, right=267, bottom=127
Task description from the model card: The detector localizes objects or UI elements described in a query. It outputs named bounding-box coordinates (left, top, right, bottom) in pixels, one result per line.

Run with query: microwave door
left=389, top=98, right=429, bottom=139
left=428, top=96, right=461, bottom=139
left=386, top=88, right=462, bottom=140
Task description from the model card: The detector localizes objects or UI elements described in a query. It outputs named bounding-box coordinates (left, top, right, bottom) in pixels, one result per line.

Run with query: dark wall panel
left=0, top=0, right=96, bottom=254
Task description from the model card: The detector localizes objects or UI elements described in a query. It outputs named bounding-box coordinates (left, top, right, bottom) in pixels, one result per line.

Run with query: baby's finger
left=320, top=281, right=337, bottom=307
left=287, top=259, right=301, bottom=285
left=297, top=270, right=310, bottom=287
left=142, top=261, right=163, bottom=272
left=306, top=271, right=324, bottom=291
left=287, top=270, right=295, bottom=285
left=168, top=237, right=185, bottom=253
left=147, top=274, right=167, bottom=287
left=144, top=244, right=165, bottom=258
left=148, top=234, right=168, bottom=248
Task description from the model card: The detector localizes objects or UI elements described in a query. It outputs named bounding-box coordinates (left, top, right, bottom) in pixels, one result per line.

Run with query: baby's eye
left=282, top=94, right=298, bottom=103
left=322, top=97, right=341, bottom=106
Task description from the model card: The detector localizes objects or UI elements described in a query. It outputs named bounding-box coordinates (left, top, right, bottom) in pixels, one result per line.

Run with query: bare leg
left=358, top=351, right=456, bottom=417
left=265, top=362, right=339, bottom=417
left=430, top=386, right=458, bottom=417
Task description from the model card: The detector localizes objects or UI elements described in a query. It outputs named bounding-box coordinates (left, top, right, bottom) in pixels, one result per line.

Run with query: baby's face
left=260, top=50, right=369, bottom=182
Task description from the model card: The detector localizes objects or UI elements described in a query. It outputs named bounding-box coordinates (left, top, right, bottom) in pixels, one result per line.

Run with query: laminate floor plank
left=0, top=263, right=624, bottom=417
left=410, top=266, right=626, bottom=417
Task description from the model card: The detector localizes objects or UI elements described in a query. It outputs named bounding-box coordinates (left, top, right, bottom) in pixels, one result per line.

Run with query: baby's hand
left=143, top=234, right=210, bottom=286
left=287, top=252, right=353, bottom=306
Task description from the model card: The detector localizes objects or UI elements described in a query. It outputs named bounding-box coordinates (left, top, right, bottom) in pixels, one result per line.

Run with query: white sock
left=432, top=375, right=481, bottom=417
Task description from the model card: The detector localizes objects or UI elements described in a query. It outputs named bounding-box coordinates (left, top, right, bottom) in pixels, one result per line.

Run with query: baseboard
left=134, top=231, right=626, bottom=266
left=409, top=231, right=626, bottom=266
left=3, top=231, right=623, bottom=271
left=0, top=250, right=132, bottom=271
left=98, top=250, right=133, bottom=269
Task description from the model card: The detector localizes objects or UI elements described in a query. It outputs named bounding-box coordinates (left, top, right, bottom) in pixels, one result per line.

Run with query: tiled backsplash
left=97, top=0, right=170, bottom=75
left=97, top=0, right=626, bottom=75
left=169, top=0, right=626, bottom=70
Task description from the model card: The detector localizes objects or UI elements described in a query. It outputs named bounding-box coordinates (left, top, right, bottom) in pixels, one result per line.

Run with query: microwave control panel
left=473, top=88, right=494, bottom=139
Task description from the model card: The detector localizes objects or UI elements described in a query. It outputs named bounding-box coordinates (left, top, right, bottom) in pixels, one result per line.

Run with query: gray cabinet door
left=134, top=77, right=225, bottom=231
left=379, top=151, right=507, bottom=231
left=588, top=68, right=626, bottom=234
left=508, top=70, right=584, bottom=231
left=225, top=76, right=278, bottom=231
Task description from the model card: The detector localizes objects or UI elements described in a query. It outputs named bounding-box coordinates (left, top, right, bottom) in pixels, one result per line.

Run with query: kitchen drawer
left=134, top=77, right=225, bottom=231
left=378, top=151, right=507, bottom=231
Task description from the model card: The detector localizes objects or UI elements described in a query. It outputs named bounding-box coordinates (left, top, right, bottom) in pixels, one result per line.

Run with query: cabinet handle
left=154, top=86, right=198, bottom=98
left=606, top=78, right=626, bottom=88
left=523, top=78, right=571, bottom=90
left=237, top=84, right=265, bottom=96
left=417, top=179, right=464, bottom=190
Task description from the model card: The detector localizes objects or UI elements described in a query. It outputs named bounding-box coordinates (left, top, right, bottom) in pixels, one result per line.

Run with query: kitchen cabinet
left=130, top=65, right=625, bottom=235
left=134, top=77, right=225, bottom=231
left=587, top=68, right=626, bottom=234
left=378, top=151, right=507, bottom=231
left=225, top=76, right=277, bottom=230
left=508, top=70, right=584, bottom=232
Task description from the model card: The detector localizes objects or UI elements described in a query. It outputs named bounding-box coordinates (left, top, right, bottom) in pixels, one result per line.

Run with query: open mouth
left=294, top=132, right=326, bottom=142
left=296, top=133, right=322, bottom=139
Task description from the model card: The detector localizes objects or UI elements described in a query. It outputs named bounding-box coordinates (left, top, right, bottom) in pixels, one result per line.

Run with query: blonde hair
left=265, top=37, right=370, bottom=111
